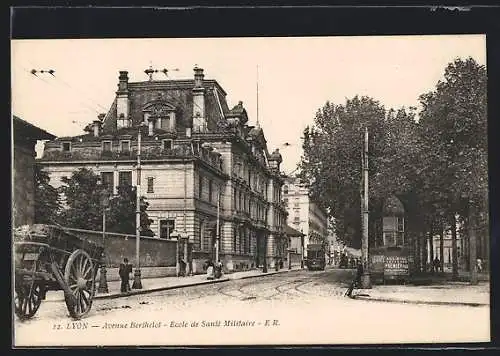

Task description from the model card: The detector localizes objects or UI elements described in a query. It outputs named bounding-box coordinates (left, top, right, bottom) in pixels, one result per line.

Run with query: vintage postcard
left=11, top=34, right=489, bottom=347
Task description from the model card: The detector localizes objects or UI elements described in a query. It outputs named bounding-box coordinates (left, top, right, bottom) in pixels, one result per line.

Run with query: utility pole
left=97, top=189, right=109, bottom=293
left=361, top=126, right=372, bottom=289
left=132, top=128, right=143, bottom=289
left=183, top=157, right=189, bottom=276
left=216, top=190, right=221, bottom=263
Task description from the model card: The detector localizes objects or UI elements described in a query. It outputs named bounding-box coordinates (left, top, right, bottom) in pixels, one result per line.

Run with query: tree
left=299, top=94, right=425, bottom=249
left=417, top=57, right=488, bottom=276
left=34, top=164, right=62, bottom=224
left=106, top=184, right=154, bottom=236
left=58, top=168, right=103, bottom=230
left=299, top=96, right=393, bottom=248
left=58, top=168, right=154, bottom=235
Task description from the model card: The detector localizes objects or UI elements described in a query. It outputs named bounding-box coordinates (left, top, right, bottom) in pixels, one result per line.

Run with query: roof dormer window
left=117, top=113, right=130, bottom=129
left=102, top=141, right=112, bottom=154
left=62, top=142, right=71, bottom=152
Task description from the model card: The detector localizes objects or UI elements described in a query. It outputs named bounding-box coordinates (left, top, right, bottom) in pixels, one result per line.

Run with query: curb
left=46, top=268, right=304, bottom=302
left=352, top=295, right=489, bottom=307
left=93, top=278, right=231, bottom=300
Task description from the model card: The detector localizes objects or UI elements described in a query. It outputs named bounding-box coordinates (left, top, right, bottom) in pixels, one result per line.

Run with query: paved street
left=14, top=269, right=490, bottom=346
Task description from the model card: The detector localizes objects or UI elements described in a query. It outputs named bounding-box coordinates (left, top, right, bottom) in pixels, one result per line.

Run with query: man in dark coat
left=119, top=258, right=132, bottom=293
left=345, top=260, right=363, bottom=298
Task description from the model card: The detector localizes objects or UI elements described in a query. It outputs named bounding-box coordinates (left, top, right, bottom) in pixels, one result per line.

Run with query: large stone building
left=12, top=116, right=55, bottom=227
left=38, top=67, right=288, bottom=273
left=282, top=176, right=328, bottom=258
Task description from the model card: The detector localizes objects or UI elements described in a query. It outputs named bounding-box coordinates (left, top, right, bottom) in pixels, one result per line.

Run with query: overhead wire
left=17, top=63, right=101, bottom=115
left=24, top=57, right=109, bottom=113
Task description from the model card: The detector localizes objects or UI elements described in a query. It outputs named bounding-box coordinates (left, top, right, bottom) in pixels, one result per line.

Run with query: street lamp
left=97, top=182, right=110, bottom=293
left=132, top=123, right=147, bottom=289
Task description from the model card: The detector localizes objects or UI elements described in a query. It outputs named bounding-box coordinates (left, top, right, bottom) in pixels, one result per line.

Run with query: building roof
left=13, top=116, right=55, bottom=141
left=285, top=225, right=304, bottom=237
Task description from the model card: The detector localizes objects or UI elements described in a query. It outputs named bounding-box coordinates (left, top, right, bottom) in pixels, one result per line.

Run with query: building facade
left=282, top=176, right=328, bottom=258
left=12, top=116, right=55, bottom=227
left=38, top=67, right=288, bottom=273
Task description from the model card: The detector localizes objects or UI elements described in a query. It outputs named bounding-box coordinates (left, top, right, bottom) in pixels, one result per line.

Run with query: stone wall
left=13, top=144, right=36, bottom=227
left=62, top=227, right=177, bottom=267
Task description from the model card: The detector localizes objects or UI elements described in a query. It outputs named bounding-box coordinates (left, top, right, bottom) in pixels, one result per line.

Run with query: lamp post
left=97, top=185, right=110, bottom=294
left=132, top=124, right=146, bottom=289
left=361, top=126, right=372, bottom=289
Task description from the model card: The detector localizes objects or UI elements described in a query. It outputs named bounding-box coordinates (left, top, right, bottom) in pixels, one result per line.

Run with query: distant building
left=12, top=116, right=55, bottom=227
left=284, top=224, right=305, bottom=268
left=37, top=67, right=288, bottom=273
left=282, top=176, right=328, bottom=258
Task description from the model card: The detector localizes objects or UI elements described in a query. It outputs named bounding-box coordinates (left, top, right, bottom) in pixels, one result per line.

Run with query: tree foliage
left=34, top=165, right=62, bottom=224
left=58, top=168, right=104, bottom=230
left=57, top=168, right=154, bottom=235
left=299, top=57, right=488, bottom=254
left=106, top=184, right=154, bottom=236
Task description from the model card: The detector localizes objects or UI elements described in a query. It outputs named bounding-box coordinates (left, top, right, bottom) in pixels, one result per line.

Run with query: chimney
left=116, top=71, right=130, bottom=123
left=194, top=66, right=204, bottom=88
left=192, top=66, right=206, bottom=133
left=118, top=71, right=129, bottom=92
left=93, top=119, right=102, bottom=137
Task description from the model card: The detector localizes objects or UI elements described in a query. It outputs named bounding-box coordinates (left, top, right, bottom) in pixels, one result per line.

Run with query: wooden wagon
left=13, top=224, right=104, bottom=320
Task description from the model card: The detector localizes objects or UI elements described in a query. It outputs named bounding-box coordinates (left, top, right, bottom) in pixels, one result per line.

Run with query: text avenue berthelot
left=52, top=319, right=280, bottom=330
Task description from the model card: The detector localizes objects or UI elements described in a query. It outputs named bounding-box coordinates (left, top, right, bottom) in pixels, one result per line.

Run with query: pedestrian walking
left=345, top=260, right=363, bottom=298
left=477, top=258, right=483, bottom=273
left=433, top=257, right=440, bottom=273
left=119, top=258, right=132, bottom=293
left=205, top=260, right=213, bottom=280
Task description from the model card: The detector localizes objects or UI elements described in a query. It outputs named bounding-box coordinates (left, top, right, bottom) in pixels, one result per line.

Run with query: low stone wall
left=62, top=227, right=177, bottom=267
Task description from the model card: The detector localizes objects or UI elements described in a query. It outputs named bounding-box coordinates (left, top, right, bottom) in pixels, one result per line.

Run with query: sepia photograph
left=11, top=33, right=490, bottom=347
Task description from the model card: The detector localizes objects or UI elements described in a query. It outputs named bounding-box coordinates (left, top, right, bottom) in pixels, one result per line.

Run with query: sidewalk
left=352, top=282, right=490, bottom=306
left=45, top=266, right=303, bottom=302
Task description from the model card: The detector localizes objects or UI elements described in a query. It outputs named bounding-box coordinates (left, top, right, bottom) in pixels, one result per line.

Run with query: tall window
left=147, top=177, right=154, bottom=193
left=102, top=141, right=112, bottom=153
left=208, top=180, right=213, bottom=203
left=101, top=172, right=114, bottom=191
left=162, top=139, right=172, bottom=150
left=118, top=171, right=132, bottom=187
left=159, top=219, right=175, bottom=239
left=120, top=140, right=130, bottom=153
left=199, top=175, right=203, bottom=198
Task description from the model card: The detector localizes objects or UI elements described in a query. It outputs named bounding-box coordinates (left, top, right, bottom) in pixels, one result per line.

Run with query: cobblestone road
left=13, top=268, right=490, bottom=346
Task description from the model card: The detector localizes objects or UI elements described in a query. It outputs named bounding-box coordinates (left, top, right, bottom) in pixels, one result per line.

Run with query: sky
left=11, top=35, right=486, bottom=174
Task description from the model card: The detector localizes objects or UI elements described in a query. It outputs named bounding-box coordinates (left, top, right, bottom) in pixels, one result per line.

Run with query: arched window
left=142, top=101, right=176, bottom=132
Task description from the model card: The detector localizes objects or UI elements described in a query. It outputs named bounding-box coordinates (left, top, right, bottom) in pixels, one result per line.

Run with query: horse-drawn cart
left=13, top=224, right=104, bottom=320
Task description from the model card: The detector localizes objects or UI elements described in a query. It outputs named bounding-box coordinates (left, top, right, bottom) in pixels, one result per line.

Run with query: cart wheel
left=14, top=282, right=43, bottom=320
left=64, top=249, right=96, bottom=319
